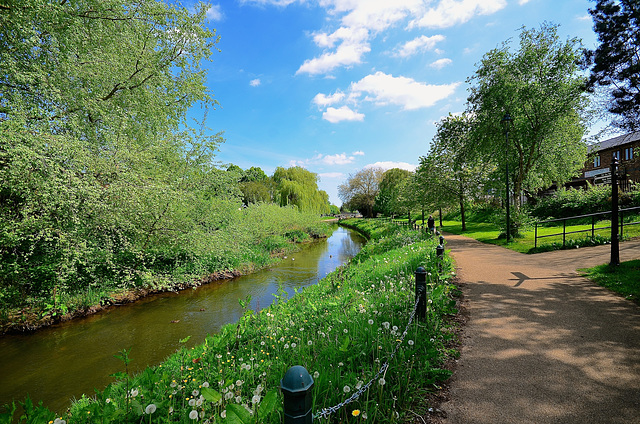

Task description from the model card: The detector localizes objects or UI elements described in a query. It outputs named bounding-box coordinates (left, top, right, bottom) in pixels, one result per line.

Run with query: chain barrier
left=313, top=288, right=424, bottom=420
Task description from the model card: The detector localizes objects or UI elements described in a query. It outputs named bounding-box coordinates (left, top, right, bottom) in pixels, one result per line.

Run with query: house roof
left=588, top=131, right=640, bottom=153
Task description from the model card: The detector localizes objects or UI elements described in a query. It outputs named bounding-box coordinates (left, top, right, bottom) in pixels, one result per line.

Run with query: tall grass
left=3, top=220, right=458, bottom=424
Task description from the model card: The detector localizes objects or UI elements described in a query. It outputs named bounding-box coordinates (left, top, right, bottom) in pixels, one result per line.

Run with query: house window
left=624, top=147, right=634, bottom=160
left=613, top=150, right=620, bottom=160
left=594, top=155, right=601, bottom=167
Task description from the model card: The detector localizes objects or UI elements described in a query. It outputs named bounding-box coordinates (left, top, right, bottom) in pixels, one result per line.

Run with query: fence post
left=534, top=222, right=538, bottom=249
left=281, top=366, right=314, bottom=424
left=415, top=267, right=427, bottom=320
left=436, top=237, right=445, bottom=273
left=611, top=157, right=620, bottom=266
left=592, top=215, right=595, bottom=240
left=563, top=219, right=566, bottom=247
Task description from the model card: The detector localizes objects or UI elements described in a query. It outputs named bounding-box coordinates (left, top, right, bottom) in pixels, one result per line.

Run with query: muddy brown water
left=0, top=226, right=365, bottom=414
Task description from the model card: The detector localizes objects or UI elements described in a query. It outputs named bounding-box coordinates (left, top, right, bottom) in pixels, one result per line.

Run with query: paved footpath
left=440, top=235, right=640, bottom=424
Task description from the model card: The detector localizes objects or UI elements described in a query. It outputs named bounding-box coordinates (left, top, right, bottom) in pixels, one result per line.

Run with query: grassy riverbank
left=0, top=204, right=330, bottom=335
left=2, top=219, right=458, bottom=424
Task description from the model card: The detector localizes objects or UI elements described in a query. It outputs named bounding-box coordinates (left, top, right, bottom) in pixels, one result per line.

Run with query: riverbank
left=0, top=219, right=330, bottom=336
left=4, top=219, right=459, bottom=424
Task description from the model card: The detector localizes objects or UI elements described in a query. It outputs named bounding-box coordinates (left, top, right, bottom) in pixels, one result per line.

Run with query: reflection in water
left=0, top=226, right=365, bottom=413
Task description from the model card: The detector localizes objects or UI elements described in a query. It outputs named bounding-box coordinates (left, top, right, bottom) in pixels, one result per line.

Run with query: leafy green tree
left=375, top=168, right=412, bottom=217
left=338, top=167, right=385, bottom=218
left=422, top=114, right=493, bottom=230
left=241, top=166, right=269, bottom=182
left=583, top=0, right=640, bottom=131
left=272, top=167, right=330, bottom=214
left=0, top=0, right=221, bottom=303
left=467, top=23, right=589, bottom=205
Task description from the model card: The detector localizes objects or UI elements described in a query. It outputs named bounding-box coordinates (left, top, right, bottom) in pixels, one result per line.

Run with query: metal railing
left=534, top=205, right=640, bottom=248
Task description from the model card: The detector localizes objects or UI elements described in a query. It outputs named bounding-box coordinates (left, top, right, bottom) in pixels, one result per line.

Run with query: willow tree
left=467, top=23, right=589, bottom=205
left=375, top=168, right=412, bottom=217
left=272, top=167, right=330, bottom=214
left=0, top=0, right=220, bottom=302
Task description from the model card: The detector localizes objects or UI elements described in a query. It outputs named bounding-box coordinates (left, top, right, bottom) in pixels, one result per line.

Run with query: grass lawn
left=434, top=217, right=640, bottom=254
left=579, top=260, right=640, bottom=304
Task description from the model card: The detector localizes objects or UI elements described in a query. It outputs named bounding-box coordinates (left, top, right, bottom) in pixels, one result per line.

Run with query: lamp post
left=501, top=112, right=513, bottom=242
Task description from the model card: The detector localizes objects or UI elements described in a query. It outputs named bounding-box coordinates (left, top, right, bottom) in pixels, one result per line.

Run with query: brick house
left=575, top=131, right=640, bottom=189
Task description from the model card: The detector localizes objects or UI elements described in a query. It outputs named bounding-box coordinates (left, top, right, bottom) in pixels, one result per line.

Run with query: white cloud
left=408, top=0, right=507, bottom=29
left=250, top=78, right=261, bottom=87
left=322, top=153, right=356, bottom=165
left=206, top=4, right=224, bottom=21
left=296, top=35, right=371, bottom=75
left=430, top=58, right=452, bottom=69
left=393, top=34, right=446, bottom=58
left=313, top=91, right=346, bottom=107
left=319, top=172, right=345, bottom=179
left=322, top=106, right=365, bottom=123
left=364, top=161, right=417, bottom=172
left=350, top=71, right=460, bottom=110
left=352, top=150, right=365, bottom=156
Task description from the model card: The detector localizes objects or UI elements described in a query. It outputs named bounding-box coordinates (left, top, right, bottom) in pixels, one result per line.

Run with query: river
left=0, top=225, right=365, bottom=414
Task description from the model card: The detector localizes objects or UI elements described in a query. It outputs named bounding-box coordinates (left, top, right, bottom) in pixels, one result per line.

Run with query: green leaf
left=201, top=387, right=222, bottom=403
left=339, top=336, right=350, bottom=352
left=226, top=404, right=252, bottom=424
left=257, top=389, right=279, bottom=419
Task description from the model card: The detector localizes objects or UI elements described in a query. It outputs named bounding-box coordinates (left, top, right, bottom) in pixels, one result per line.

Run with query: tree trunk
left=460, top=197, right=466, bottom=231
left=439, top=207, right=443, bottom=226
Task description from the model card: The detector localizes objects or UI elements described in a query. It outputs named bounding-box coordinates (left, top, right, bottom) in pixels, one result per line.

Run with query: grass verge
left=1, top=219, right=458, bottom=424
left=579, top=260, right=640, bottom=304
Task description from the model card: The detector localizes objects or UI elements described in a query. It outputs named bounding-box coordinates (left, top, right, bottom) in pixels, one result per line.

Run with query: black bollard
left=281, top=366, right=314, bottom=424
left=415, top=266, right=427, bottom=320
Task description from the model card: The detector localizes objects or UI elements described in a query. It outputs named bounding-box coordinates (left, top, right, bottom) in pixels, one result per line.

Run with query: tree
left=0, top=0, right=221, bottom=302
left=583, top=0, right=640, bottom=131
left=467, top=23, right=589, bottom=205
left=418, top=114, right=493, bottom=231
left=375, top=168, right=412, bottom=217
left=272, top=167, right=330, bottom=214
left=338, top=167, right=385, bottom=217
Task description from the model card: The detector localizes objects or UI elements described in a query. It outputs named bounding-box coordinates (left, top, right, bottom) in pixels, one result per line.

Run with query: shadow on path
left=440, top=235, right=640, bottom=424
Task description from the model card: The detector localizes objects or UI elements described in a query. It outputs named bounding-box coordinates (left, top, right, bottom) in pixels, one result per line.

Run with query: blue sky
left=186, top=0, right=600, bottom=205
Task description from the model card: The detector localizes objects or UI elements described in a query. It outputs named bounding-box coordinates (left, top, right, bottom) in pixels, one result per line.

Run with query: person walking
left=427, top=215, right=435, bottom=234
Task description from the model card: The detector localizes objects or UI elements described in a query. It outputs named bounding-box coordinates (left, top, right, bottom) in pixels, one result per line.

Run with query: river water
left=0, top=226, right=365, bottom=414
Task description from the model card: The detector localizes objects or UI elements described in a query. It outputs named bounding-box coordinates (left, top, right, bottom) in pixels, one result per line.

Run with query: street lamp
left=501, top=112, right=513, bottom=242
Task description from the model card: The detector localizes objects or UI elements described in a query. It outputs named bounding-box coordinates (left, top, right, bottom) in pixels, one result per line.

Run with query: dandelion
left=202, top=381, right=210, bottom=388
left=192, top=389, right=199, bottom=397
left=408, top=340, right=414, bottom=346
left=392, top=325, right=398, bottom=332
left=307, top=340, right=313, bottom=346
left=362, top=411, right=368, bottom=419
left=284, top=343, right=290, bottom=349
left=252, top=395, right=261, bottom=404
left=145, top=404, right=157, bottom=414
left=189, top=399, right=196, bottom=407
left=130, top=388, right=139, bottom=398
left=105, top=398, right=111, bottom=403
left=224, top=392, right=234, bottom=400
left=170, top=381, right=177, bottom=388
left=236, top=380, right=244, bottom=387
left=196, top=398, right=203, bottom=407
left=343, top=385, right=351, bottom=393
left=356, top=380, right=363, bottom=389
left=169, top=407, right=174, bottom=414
left=313, top=371, right=319, bottom=379
left=221, top=410, right=227, bottom=418
left=235, top=396, right=242, bottom=403
left=378, top=378, right=386, bottom=386
left=53, top=419, right=66, bottom=424
left=352, top=410, right=361, bottom=417
left=338, top=362, right=344, bottom=367
left=368, top=319, right=374, bottom=325
left=343, top=328, right=348, bottom=333
left=189, top=410, right=198, bottom=420
left=382, top=322, right=390, bottom=329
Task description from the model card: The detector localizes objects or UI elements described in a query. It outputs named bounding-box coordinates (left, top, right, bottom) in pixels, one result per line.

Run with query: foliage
left=272, top=167, right=330, bottom=214
left=415, top=113, right=493, bottom=230
left=338, top=167, right=385, bottom=218
left=530, top=184, right=640, bottom=219
left=579, top=259, right=640, bottom=304
left=583, top=0, right=640, bottom=131
left=374, top=168, right=413, bottom=217
left=4, top=221, right=458, bottom=423
left=467, top=23, right=589, bottom=203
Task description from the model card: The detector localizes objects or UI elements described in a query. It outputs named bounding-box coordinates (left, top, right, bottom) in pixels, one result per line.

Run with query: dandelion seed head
left=189, top=410, right=198, bottom=420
